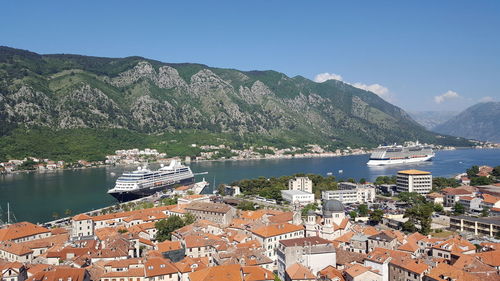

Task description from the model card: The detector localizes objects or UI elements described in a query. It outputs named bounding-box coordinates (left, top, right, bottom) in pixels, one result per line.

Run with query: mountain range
left=408, top=111, right=457, bottom=130
left=0, top=46, right=471, bottom=161
left=433, top=102, right=500, bottom=143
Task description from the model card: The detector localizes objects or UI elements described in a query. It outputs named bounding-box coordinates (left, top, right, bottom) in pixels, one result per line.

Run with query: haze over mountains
left=433, top=102, right=500, bottom=143
left=408, top=111, right=458, bottom=130
left=0, top=46, right=473, bottom=160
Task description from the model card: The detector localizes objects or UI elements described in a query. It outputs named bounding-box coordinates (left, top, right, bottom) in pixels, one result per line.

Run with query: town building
left=277, top=236, right=336, bottom=281
left=449, top=216, right=500, bottom=237
left=396, top=170, right=432, bottom=195
left=367, top=232, right=397, bottom=252
left=322, top=184, right=375, bottom=204
left=442, top=187, right=476, bottom=207
left=388, top=257, right=429, bottom=281
left=71, top=214, right=95, bottom=241
left=281, top=190, right=315, bottom=206
left=0, top=222, right=51, bottom=243
left=250, top=223, right=305, bottom=261
left=344, top=264, right=382, bottom=281
left=289, top=177, right=313, bottom=193
left=184, top=202, right=236, bottom=226
left=304, top=200, right=351, bottom=240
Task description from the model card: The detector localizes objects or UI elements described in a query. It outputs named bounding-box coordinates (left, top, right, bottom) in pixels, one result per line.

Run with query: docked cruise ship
left=366, top=142, right=435, bottom=166
left=108, top=160, right=194, bottom=202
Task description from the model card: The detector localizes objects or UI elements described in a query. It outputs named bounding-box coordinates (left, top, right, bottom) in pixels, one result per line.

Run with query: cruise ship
left=367, top=142, right=435, bottom=166
left=108, top=160, right=194, bottom=202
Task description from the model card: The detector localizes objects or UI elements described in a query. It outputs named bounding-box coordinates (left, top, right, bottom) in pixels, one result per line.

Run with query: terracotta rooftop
left=251, top=223, right=303, bottom=238
left=157, top=240, right=182, bottom=252
left=318, top=265, right=345, bottom=281
left=286, top=263, right=315, bottom=280
left=72, top=214, right=91, bottom=221
left=344, top=264, right=372, bottom=278
left=390, top=257, right=429, bottom=274
left=425, top=263, right=480, bottom=281
left=0, top=222, right=50, bottom=241
left=144, top=257, right=178, bottom=277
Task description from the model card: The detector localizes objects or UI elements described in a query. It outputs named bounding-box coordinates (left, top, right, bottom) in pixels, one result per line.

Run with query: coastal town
left=1, top=164, right=499, bottom=281
left=3, top=140, right=499, bottom=174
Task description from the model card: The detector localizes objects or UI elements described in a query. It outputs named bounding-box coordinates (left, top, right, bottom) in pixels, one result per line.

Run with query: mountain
left=0, top=46, right=471, bottom=161
left=433, top=102, right=500, bottom=143
left=408, top=111, right=457, bottom=130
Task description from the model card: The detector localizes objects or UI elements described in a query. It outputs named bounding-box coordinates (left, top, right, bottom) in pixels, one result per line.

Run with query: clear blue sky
left=1, top=0, right=499, bottom=111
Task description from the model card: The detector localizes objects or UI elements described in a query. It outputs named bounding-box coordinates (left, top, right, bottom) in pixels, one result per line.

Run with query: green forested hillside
left=0, top=46, right=472, bottom=161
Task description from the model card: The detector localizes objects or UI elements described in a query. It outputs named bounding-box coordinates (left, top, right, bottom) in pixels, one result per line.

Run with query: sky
left=1, top=1, right=499, bottom=111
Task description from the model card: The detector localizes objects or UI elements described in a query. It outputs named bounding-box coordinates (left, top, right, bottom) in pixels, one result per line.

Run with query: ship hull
left=367, top=154, right=434, bottom=166
left=108, top=177, right=195, bottom=202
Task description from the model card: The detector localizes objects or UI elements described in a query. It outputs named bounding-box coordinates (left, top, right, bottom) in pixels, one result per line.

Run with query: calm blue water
left=0, top=148, right=498, bottom=223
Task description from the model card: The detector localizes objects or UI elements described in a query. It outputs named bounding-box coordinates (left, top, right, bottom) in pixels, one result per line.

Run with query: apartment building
left=449, top=216, right=500, bottom=237
left=322, top=187, right=375, bottom=204
left=396, top=170, right=432, bottom=195
left=288, top=177, right=313, bottom=193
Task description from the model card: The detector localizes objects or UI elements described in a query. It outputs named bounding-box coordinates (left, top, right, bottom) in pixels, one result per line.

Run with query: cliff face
left=0, top=46, right=469, bottom=147
left=433, top=102, right=500, bottom=143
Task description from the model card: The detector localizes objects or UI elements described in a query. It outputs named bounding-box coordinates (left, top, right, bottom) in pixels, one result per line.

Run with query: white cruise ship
left=367, top=141, right=435, bottom=166
left=108, top=160, right=194, bottom=202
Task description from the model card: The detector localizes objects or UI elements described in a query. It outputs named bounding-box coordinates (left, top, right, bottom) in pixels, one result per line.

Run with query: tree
left=453, top=202, right=465, bottom=215
left=237, top=200, right=256, bottom=211
left=301, top=203, right=318, bottom=217
left=155, top=216, right=186, bottom=242
left=398, top=192, right=425, bottom=205
left=369, top=209, right=384, bottom=225
left=347, top=178, right=356, bottom=183
left=492, top=166, right=500, bottom=177
left=183, top=213, right=196, bottom=225
left=467, top=165, right=479, bottom=178
left=481, top=207, right=490, bottom=217
left=404, top=202, right=434, bottom=235
left=357, top=204, right=369, bottom=217
left=349, top=210, right=357, bottom=220
left=471, top=176, right=493, bottom=186
left=433, top=203, right=444, bottom=213
left=186, top=190, right=195, bottom=195
left=359, top=178, right=367, bottom=184
left=402, top=220, right=416, bottom=233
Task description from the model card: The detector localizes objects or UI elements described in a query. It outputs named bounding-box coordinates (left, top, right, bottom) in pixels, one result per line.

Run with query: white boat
left=367, top=141, right=435, bottom=166
left=107, top=160, right=194, bottom=202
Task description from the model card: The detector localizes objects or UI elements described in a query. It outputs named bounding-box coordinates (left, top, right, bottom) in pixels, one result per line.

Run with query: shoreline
left=2, top=146, right=498, bottom=175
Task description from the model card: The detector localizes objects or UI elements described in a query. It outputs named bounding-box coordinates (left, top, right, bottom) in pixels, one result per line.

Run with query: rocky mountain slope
left=0, top=46, right=471, bottom=160
left=408, top=111, right=457, bottom=130
left=433, top=102, right=500, bottom=143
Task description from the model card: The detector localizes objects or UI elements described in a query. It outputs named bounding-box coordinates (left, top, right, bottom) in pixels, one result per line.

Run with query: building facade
left=396, top=170, right=432, bottom=195
left=288, top=177, right=313, bottom=193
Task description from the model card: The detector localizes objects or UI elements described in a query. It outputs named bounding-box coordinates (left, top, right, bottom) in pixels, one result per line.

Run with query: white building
left=71, top=214, right=95, bottom=240
left=322, top=183, right=375, bottom=204
left=281, top=190, right=315, bottom=206
left=304, top=200, right=351, bottom=240
left=396, top=169, right=432, bottom=194
left=277, top=236, right=336, bottom=281
left=289, top=177, right=313, bottom=193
